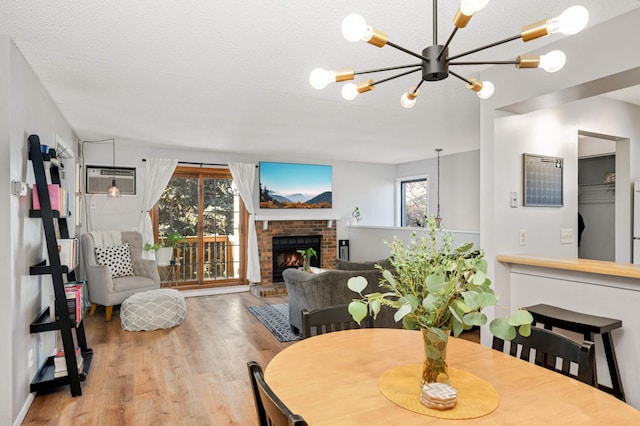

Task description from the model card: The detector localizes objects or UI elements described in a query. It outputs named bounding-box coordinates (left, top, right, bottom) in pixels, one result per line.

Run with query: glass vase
left=302, top=258, right=310, bottom=272
left=421, top=327, right=450, bottom=385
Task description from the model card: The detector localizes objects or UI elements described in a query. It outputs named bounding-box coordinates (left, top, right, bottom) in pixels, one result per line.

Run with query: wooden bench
left=524, top=303, right=625, bottom=401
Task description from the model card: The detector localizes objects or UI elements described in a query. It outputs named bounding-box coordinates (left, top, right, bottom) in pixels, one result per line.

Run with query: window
left=151, top=166, right=247, bottom=288
left=400, top=176, right=429, bottom=227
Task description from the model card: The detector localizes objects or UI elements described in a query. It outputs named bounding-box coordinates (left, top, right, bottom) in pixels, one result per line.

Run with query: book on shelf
left=57, top=238, right=78, bottom=271
left=65, top=282, right=86, bottom=324
left=53, top=347, right=83, bottom=378
left=31, top=183, right=61, bottom=212
left=49, top=281, right=86, bottom=324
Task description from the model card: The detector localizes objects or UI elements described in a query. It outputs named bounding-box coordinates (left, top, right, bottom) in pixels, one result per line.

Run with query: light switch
left=561, top=228, right=573, bottom=244
left=510, top=192, right=518, bottom=208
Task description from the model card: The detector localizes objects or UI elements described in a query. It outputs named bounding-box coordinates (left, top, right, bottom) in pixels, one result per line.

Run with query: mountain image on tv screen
left=259, top=162, right=332, bottom=209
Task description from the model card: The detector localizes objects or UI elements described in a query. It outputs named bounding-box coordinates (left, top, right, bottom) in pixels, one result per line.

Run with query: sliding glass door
left=152, top=166, right=247, bottom=288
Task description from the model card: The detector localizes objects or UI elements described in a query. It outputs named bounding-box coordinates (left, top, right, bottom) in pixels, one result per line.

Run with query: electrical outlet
left=28, top=349, right=33, bottom=368
left=519, top=230, right=527, bottom=246
left=561, top=228, right=573, bottom=244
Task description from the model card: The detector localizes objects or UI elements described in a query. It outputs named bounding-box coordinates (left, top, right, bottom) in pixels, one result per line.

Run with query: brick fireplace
left=256, top=220, right=337, bottom=284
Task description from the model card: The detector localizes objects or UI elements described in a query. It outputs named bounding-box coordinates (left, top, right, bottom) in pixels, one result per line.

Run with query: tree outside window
left=401, top=176, right=429, bottom=227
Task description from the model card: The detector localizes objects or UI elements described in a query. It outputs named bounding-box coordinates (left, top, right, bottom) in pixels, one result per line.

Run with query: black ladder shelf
left=28, top=134, right=93, bottom=397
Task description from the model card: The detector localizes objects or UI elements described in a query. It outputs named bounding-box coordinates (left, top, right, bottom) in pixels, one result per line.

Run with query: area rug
left=247, top=303, right=302, bottom=342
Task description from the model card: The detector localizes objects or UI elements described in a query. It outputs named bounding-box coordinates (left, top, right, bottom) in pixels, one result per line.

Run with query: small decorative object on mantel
left=351, top=206, right=362, bottom=225
left=297, top=247, right=317, bottom=272
left=347, top=215, right=533, bottom=401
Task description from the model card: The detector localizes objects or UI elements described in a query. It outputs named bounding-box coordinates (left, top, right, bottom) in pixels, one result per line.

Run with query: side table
left=158, top=263, right=181, bottom=288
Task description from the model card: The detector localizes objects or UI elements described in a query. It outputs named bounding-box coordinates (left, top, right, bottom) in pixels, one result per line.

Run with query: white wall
left=489, top=97, right=639, bottom=264
left=397, top=150, right=480, bottom=231
left=81, top=142, right=397, bottom=244
left=347, top=225, right=480, bottom=262
left=0, top=35, right=12, bottom=426
left=4, top=36, right=79, bottom=425
left=479, top=9, right=640, bottom=346
left=81, top=142, right=484, bottom=267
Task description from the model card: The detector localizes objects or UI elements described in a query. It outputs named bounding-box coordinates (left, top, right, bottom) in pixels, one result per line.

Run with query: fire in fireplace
left=272, top=235, right=322, bottom=282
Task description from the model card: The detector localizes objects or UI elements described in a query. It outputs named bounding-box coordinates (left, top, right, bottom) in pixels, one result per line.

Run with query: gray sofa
left=283, top=259, right=401, bottom=333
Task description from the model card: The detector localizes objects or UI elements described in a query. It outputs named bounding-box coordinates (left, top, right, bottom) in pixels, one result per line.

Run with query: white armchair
left=80, top=231, right=160, bottom=321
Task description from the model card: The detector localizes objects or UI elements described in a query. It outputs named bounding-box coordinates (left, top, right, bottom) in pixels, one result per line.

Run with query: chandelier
left=309, top=0, right=589, bottom=107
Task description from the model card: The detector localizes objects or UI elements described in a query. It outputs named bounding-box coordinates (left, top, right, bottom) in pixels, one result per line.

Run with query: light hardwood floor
left=22, top=292, right=479, bottom=425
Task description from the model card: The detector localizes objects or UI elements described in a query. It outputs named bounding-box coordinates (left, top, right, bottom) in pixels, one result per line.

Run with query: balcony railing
left=159, top=235, right=235, bottom=286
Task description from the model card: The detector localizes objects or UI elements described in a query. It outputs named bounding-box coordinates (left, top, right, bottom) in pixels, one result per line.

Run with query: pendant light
left=107, top=140, right=120, bottom=198
left=435, top=148, right=442, bottom=228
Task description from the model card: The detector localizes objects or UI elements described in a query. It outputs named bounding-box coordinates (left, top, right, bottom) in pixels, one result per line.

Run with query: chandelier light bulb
left=342, top=14, right=368, bottom=42
left=476, top=81, right=494, bottom=99
left=400, top=93, right=416, bottom=108
left=539, top=50, right=566, bottom=72
left=460, top=0, right=490, bottom=16
left=309, top=68, right=336, bottom=89
left=547, top=5, right=589, bottom=35
left=341, top=83, right=359, bottom=100
left=400, top=88, right=419, bottom=108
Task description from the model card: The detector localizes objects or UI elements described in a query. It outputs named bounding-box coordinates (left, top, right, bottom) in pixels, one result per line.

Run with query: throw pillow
left=95, top=243, right=135, bottom=278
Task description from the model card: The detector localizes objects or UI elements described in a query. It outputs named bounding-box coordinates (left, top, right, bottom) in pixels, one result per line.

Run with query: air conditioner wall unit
left=86, top=165, right=136, bottom=195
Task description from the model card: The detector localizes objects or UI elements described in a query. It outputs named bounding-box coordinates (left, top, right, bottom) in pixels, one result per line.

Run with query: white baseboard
left=15, top=392, right=35, bottom=426
left=181, top=285, right=249, bottom=298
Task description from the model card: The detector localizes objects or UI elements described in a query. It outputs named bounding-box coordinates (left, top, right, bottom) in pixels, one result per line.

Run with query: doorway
left=577, top=132, right=631, bottom=263
left=578, top=136, right=616, bottom=261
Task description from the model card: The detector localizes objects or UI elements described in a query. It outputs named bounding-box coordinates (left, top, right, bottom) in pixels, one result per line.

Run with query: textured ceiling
left=1, top=0, right=639, bottom=164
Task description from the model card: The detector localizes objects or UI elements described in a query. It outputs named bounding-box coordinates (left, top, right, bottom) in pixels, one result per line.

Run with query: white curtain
left=229, top=162, right=261, bottom=283
left=138, top=158, right=178, bottom=259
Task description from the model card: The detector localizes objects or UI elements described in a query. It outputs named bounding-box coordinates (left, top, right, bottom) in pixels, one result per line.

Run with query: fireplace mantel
left=255, top=214, right=341, bottom=230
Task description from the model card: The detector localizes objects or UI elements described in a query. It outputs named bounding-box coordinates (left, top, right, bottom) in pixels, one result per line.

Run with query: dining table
left=264, top=328, right=640, bottom=425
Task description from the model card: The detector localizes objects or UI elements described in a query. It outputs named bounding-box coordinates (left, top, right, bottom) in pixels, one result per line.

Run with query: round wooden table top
left=264, top=328, right=640, bottom=425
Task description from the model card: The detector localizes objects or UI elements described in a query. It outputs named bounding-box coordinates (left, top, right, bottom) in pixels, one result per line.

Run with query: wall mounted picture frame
left=523, top=153, right=563, bottom=207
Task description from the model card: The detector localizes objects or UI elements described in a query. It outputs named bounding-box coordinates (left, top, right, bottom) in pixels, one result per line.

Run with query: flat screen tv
left=259, top=161, right=332, bottom=209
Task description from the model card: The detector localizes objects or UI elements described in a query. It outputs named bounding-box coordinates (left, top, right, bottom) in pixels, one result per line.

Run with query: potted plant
left=146, top=231, right=186, bottom=265
left=164, top=231, right=186, bottom=264
left=347, top=215, right=533, bottom=386
left=143, top=242, right=162, bottom=251
left=297, top=247, right=317, bottom=272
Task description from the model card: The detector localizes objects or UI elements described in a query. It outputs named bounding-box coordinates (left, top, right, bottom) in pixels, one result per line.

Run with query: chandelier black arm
left=448, top=34, right=522, bottom=61
left=438, top=27, right=459, bottom=61
left=386, top=40, right=431, bottom=62
left=448, top=70, right=473, bottom=85
left=370, top=67, right=422, bottom=86
left=449, top=60, right=520, bottom=66
left=355, top=63, right=422, bottom=76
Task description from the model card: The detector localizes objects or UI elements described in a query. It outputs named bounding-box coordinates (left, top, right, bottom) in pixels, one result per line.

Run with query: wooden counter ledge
left=497, top=255, right=640, bottom=280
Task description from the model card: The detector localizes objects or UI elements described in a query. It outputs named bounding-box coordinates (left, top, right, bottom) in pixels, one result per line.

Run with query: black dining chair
left=247, top=361, right=308, bottom=426
left=301, top=303, right=373, bottom=339
left=492, top=326, right=596, bottom=386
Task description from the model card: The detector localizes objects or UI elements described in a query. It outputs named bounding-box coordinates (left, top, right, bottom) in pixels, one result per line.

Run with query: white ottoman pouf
left=121, top=289, right=186, bottom=331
